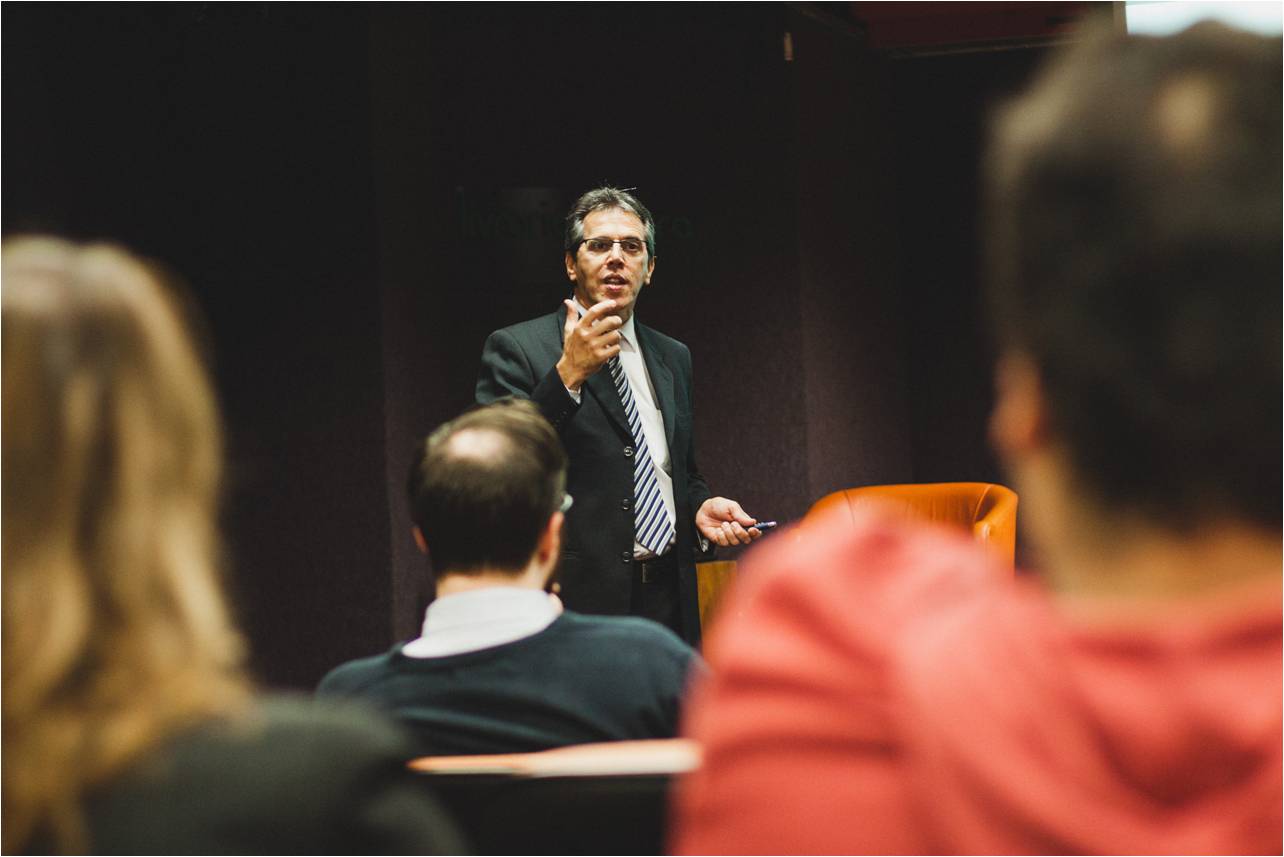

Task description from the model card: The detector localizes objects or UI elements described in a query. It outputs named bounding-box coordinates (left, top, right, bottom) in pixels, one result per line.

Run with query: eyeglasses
left=576, top=237, right=647, bottom=257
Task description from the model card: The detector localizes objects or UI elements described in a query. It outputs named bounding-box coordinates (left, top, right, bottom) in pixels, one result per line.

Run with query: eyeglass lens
left=583, top=238, right=645, bottom=255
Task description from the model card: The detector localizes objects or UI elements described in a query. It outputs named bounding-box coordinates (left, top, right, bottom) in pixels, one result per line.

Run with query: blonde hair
left=2, top=237, right=250, bottom=851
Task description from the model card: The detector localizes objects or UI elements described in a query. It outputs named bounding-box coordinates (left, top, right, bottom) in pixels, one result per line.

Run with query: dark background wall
left=3, top=3, right=1065, bottom=687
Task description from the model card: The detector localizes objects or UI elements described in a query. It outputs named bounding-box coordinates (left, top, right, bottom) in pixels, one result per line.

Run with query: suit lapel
left=638, top=324, right=677, bottom=446
left=586, top=369, right=632, bottom=440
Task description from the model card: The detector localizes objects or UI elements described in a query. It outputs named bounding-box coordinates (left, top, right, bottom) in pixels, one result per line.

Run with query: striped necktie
left=607, top=355, right=675, bottom=556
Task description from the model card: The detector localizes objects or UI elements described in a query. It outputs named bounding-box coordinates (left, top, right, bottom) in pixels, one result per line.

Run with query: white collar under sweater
left=400, top=587, right=561, bottom=659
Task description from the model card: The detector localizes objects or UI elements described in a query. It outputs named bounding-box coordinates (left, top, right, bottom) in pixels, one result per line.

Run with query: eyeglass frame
left=571, top=236, right=650, bottom=257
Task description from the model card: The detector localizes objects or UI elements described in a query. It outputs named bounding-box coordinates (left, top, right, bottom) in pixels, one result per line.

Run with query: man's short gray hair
left=564, top=186, right=657, bottom=259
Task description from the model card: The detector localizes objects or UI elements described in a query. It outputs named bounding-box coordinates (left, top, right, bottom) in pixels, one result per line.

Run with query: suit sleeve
left=476, top=328, right=580, bottom=430
left=680, top=345, right=712, bottom=517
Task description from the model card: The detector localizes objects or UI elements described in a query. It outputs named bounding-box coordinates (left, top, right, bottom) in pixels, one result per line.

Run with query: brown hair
left=2, top=237, right=250, bottom=851
left=407, top=399, right=567, bottom=575
left=985, top=22, right=1282, bottom=528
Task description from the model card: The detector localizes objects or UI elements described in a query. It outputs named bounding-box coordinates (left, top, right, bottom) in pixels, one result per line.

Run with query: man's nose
left=607, top=242, right=626, bottom=262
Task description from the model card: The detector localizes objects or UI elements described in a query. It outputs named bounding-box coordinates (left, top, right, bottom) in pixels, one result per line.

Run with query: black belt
left=638, top=552, right=677, bottom=584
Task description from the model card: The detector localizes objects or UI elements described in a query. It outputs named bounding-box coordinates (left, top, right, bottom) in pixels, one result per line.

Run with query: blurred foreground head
left=2, top=237, right=248, bottom=851
left=986, top=22, right=1281, bottom=534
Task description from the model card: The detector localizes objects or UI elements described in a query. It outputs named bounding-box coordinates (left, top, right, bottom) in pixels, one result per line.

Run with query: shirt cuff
left=564, top=385, right=582, bottom=404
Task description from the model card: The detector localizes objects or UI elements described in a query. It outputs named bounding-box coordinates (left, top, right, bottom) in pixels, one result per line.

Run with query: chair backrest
left=410, top=740, right=700, bottom=855
left=807, top=482, right=1019, bottom=569
left=410, top=739, right=701, bottom=777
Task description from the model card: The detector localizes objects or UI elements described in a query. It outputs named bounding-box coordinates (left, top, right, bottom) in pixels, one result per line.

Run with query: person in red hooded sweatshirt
left=674, top=20, right=1281, bottom=856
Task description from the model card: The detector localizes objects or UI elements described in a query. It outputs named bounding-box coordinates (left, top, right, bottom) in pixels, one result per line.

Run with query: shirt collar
left=421, top=587, right=557, bottom=634
left=571, top=297, right=639, bottom=352
left=401, top=586, right=560, bottom=659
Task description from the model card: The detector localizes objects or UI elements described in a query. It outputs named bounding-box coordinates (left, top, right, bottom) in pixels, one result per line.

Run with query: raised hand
left=555, top=299, right=624, bottom=392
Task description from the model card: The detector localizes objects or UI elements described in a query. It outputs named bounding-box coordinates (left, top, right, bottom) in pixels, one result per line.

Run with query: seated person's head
left=985, top=22, right=1281, bottom=552
left=2, top=237, right=248, bottom=851
left=407, top=399, right=568, bottom=588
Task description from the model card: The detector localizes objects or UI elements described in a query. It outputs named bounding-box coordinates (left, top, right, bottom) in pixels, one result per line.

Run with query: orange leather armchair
left=807, top=482, right=1019, bottom=570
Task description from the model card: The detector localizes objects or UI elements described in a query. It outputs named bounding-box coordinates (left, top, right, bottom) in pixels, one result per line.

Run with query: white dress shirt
left=401, top=587, right=561, bottom=659
left=568, top=299, right=677, bottom=558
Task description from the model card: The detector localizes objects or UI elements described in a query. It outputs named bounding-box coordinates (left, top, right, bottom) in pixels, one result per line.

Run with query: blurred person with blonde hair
left=2, top=237, right=463, bottom=854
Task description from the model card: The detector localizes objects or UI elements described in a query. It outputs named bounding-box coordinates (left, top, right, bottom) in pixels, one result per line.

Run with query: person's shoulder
left=759, top=505, right=1001, bottom=598
left=88, top=695, right=465, bottom=854
left=555, top=611, right=695, bottom=657
left=489, top=309, right=562, bottom=340
left=99, top=696, right=415, bottom=788
left=316, top=645, right=401, bottom=696
left=248, top=693, right=415, bottom=759
left=636, top=321, right=690, bottom=356
left=543, top=613, right=701, bottom=686
left=201, top=695, right=427, bottom=792
left=707, top=507, right=1010, bottom=661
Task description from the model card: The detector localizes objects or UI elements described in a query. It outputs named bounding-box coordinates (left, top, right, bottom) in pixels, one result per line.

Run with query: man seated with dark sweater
left=318, top=399, right=703, bottom=756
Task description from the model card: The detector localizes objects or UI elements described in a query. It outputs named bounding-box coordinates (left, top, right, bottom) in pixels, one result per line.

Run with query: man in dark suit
left=477, top=186, right=760, bottom=644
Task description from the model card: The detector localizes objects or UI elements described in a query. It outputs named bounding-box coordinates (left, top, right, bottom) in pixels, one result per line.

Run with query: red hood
left=898, top=574, right=1282, bottom=854
left=676, top=507, right=1282, bottom=855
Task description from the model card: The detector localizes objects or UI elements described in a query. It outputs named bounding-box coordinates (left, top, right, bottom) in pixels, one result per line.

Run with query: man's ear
left=412, top=526, right=428, bottom=555
left=537, top=511, right=564, bottom=565
left=644, top=254, right=656, bottom=285
left=564, top=251, right=577, bottom=282
left=990, top=354, right=1049, bottom=458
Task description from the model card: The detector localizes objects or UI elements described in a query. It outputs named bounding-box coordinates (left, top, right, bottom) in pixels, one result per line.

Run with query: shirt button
left=620, top=551, right=632, bottom=564
left=623, top=446, right=634, bottom=458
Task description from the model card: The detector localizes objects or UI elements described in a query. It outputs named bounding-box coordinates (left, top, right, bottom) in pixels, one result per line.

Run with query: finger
left=563, top=300, right=580, bottom=338
left=580, top=299, right=619, bottom=326
left=727, top=501, right=755, bottom=527
left=711, top=522, right=730, bottom=547
left=593, top=314, right=624, bottom=332
left=721, top=520, right=742, bottom=545
left=727, top=522, right=751, bottom=545
left=589, top=328, right=623, bottom=350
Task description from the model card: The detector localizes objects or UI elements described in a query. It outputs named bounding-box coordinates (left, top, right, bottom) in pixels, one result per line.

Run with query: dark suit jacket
left=476, top=306, right=711, bottom=644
